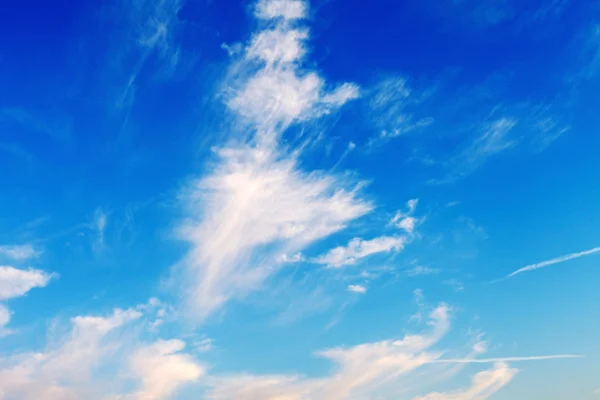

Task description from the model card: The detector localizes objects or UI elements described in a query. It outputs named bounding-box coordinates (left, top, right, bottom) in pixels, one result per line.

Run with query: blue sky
left=1, top=0, right=600, bottom=398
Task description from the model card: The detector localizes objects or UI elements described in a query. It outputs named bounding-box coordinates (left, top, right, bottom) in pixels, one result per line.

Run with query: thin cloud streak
left=434, top=354, right=583, bottom=364
left=506, top=246, right=600, bottom=279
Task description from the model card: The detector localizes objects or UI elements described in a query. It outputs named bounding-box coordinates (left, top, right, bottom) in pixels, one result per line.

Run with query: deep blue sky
left=1, top=0, right=599, bottom=399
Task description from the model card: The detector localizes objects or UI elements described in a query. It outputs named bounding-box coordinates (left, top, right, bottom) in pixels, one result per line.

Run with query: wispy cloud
left=175, top=0, right=369, bottom=321
left=112, top=0, right=186, bottom=109
left=368, top=76, right=433, bottom=145
left=314, top=236, right=405, bottom=268
left=505, top=246, right=600, bottom=279
left=414, top=362, right=518, bottom=400
left=428, top=114, right=518, bottom=184
left=427, top=87, right=569, bottom=183
left=444, top=117, right=517, bottom=181
left=207, top=301, right=578, bottom=399
left=0, top=244, right=40, bottom=261
left=208, top=304, right=451, bottom=400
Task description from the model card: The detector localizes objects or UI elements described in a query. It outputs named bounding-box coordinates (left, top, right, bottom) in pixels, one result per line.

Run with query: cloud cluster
left=0, top=1, right=588, bottom=400
left=0, top=305, right=204, bottom=400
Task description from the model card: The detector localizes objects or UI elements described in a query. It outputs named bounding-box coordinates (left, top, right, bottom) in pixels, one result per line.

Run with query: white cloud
left=322, top=83, right=361, bottom=107
left=407, top=199, right=419, bottom=213
left=125, top=339, right=205, bottom=399
left=0, top=304, right=202, bottom=400
left=347, top=284, right=367, bottom=294
left=176, top=0, right=369, bottom=320
left=225, top=0, right=360, bottom=134
left=0, top=265, right=54, bottom=336
left=398, top=217, right=418, bottom=234
left=315, top=236, right=405, bottom=268
left=255, top=0, right=307, bottom=20
left=0, top=265, right=54, bottom=301
left=246, top=27, right=308, bottom=65
left=390, top=198, right=420, bottom=234
left=0, top=244, right=40, bottom=261
left=505, top=246, right=600, bottom=279
left=178, top=149, right=370, bottom=319
left=414, top=362, right=518, bottom=400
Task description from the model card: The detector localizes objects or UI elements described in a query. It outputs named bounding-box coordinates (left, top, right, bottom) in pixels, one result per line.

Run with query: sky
left=0, top=0, right=599, bottom=398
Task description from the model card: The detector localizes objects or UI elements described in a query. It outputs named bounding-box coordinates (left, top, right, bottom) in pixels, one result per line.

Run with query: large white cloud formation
left=176, top=0, right=370, bottom=320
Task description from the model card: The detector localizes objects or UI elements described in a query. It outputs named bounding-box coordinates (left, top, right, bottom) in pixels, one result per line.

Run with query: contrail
left=505, top=246, right=600, bottom=279
left=434, top=354, right=583, bottom=364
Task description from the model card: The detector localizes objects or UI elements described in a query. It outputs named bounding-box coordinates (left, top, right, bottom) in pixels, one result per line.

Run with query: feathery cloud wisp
left=208, top=304, right=451, bottom=400
left=368, top=76, right=433, bottom=144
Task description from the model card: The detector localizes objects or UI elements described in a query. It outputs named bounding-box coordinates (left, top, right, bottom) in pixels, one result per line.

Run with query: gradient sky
left=1, top=0, right=600, bottom=399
